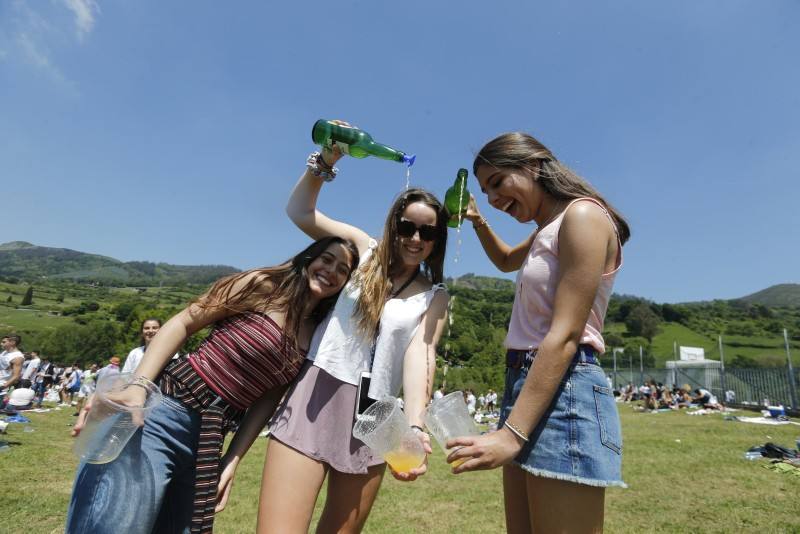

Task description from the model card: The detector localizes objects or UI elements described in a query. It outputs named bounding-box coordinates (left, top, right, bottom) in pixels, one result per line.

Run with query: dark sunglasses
left=397, top=219, right=438, bottom=241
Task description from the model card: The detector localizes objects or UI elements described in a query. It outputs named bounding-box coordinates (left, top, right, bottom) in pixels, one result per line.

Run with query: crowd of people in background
left=616, top=380, right=724, bottom=411
left=0, top=333, right=130, bottom=413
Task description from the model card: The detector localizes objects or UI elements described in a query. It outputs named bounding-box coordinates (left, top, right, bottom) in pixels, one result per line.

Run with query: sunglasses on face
left=396, top=219, right=438, bottom=241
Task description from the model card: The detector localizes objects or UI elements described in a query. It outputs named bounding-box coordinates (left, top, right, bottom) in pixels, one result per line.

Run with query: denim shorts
left=499, top=346, right=626, bottom=488
left=66, top=395, right=201, bottom=534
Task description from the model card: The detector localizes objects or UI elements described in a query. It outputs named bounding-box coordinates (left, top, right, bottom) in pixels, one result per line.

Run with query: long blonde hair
left=474, top=132, right=630, bottom=244
left=353, top=188, right=448, bottom=337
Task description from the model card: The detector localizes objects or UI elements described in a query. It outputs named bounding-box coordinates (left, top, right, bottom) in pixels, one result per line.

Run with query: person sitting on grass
left=659, top=388, right=675, bottom=409
left=692, top=388, right=722, bottom=410
left=673, top=386, right=692, bottom=408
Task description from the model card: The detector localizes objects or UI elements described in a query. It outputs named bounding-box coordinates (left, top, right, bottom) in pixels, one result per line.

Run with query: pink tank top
left=504, top=198, right=623, bottom=354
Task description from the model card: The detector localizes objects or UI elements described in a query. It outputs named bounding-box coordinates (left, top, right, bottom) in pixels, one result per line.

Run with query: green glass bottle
left=445, top=168, right=470, bottom=228
left=311, top=120, right=415, bottom=166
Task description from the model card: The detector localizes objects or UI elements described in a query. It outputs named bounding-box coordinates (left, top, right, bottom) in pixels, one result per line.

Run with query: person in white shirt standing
left=0, top=335, right=25, bottom=397
left=466, top=389, right=477, bottom=415
left=20, top=350, right=41, bottom=389
left=122, top=318, right=163, bottom=373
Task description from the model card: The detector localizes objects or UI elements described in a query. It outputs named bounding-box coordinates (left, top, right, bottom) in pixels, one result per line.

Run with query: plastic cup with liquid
left=73, top=372, right=162, bottom=464
left=352, top=397, right=425, bottom=473
left=424, top=391, right=480, bottom=467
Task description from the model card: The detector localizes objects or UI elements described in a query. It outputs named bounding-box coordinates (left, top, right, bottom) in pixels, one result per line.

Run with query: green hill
left=0, top=241, right=239, bottom=286
left=739, top=283, right=800, bottom=307
left=1, top=241, right=798, bottom=393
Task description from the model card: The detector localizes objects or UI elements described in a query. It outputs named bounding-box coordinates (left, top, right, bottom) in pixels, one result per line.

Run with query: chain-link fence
left=608, top=365, right=800, bottom=410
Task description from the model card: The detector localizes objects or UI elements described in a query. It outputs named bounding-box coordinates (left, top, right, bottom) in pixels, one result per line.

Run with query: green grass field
left=1, top=405, right=799, bottom=533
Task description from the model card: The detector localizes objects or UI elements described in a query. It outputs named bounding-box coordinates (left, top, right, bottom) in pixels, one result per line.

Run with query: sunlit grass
left=2, top=405, right=799, bottom=533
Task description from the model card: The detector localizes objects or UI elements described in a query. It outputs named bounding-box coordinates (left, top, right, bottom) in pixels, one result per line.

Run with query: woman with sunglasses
left=259, top=126, right=450, bottom=533
left=445, top=132, right=630, bottom=533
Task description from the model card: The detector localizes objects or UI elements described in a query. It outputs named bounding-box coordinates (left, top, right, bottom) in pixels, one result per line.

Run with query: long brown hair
left=353, top=188, right=448, bottom=336
left=474, top=132, right=630, bottom=244
left=195, top=236, right=359, bottom=348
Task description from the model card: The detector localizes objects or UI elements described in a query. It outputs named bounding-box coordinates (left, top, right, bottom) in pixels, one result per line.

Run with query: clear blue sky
left=2, top=1, right=798, bottom=304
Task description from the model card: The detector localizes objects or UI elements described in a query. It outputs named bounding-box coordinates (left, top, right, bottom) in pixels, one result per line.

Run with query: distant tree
left=20, top=286, right=33, bottom=306
left=56, top=294, right=65, bottom=303
left=625, top=302, right=661, bottom=342
left=661, top=303, right=689, bottom=323
left=604, top=332, right=625, bottom=348
left=6, top=295, right=11, bottom=303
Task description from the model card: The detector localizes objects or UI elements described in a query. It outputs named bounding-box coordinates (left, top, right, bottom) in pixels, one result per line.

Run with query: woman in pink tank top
left=447, top=132, right=631, bottom=532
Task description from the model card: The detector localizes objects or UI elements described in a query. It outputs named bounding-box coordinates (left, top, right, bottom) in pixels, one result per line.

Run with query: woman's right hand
left=319, top=119, right=354, bottom=167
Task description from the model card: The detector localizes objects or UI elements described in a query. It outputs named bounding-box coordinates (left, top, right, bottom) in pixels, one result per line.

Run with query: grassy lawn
left=1, top=406, right=799, bottom=533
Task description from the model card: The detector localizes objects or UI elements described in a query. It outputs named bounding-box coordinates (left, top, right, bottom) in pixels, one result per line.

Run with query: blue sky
left=1, top=1, right=798, bottom=304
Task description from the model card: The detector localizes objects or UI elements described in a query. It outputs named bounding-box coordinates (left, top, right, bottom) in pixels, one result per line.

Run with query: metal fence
left=608, top=366, right=800, bottom=411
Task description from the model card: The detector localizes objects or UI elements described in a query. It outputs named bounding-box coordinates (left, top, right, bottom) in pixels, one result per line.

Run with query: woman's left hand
left=389, top=428, right=433, bottom=482
left=445, top=427, right=524, bottom=473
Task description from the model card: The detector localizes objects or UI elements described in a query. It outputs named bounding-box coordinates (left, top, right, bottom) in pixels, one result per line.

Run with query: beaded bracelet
left=306, top=151, right=338, bottom=182
left=472, top=216, right=489, bottom=231
left=504, top=419, right=529, bottom=443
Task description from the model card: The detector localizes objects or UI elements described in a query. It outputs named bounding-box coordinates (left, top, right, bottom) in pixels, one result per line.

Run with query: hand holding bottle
left=319, top=119, right=353, bottom=167
left=463, top=194, right=483, bottom=223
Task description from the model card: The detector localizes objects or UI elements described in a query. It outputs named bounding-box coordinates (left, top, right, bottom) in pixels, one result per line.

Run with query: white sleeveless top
left=310, top=240, right=447, bottom=399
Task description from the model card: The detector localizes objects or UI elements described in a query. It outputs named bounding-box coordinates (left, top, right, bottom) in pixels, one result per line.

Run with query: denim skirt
left=499, top=346, right=626, bottom=488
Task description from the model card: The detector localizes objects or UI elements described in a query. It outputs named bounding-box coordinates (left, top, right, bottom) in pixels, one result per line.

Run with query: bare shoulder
left=214, top=270, right=277, bottom=310
left=561, top=200, right=614, bottom=240
left=429, top=286, right=450, bottom=310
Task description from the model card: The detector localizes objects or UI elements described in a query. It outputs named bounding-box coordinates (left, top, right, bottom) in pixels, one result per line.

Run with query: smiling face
left=475, top=164, right=546, bottom=223
left=141, top=320, right=161, bottom=346
left=394, top=201, right=438, bottom=269
left=306, top=242, right=355, bottom=300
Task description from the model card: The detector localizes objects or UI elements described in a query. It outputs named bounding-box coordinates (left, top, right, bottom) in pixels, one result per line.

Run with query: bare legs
left=503, top=466, right=605, bottom=533
left=316, top=463, right=385, bottom=534
left=258, top=438, right=386, bottom=534
left=258, top=439, right=326, bottom=534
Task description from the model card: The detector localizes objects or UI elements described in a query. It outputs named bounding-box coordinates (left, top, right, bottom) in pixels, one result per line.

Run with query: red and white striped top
left=188, top=312, right=305, bottom=410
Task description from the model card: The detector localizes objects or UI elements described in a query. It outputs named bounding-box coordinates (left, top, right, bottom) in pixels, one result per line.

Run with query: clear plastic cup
left=352, top=397, right=425, bottom=473
left=73, top=372, right=162, bottom=464
left=424, top=391, right=480, bottom=466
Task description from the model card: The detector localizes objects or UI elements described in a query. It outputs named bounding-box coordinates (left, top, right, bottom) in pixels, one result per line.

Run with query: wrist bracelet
left=472, top=216, right=489, bottom=230
left=306, top=151, right=338, bottom=182
left=504, top=420, right=529, bottom=443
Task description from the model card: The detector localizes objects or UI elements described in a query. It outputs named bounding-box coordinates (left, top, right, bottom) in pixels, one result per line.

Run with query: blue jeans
left=66, top=395, right=201, bottom=534
left=499, top=346, right=626, bottom=487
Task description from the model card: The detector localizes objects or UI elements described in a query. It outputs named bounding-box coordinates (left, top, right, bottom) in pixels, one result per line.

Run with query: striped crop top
left=188, top=312, right=305, bottom=410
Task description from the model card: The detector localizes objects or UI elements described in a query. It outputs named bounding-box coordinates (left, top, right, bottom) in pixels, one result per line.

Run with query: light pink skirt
left=269, top=361, right=383, bottom=474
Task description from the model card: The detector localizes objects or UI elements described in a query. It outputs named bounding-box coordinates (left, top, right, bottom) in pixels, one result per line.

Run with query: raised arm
left=464, top=194, right=535, bottom=273
left=286, top=141, right=373, bottom=256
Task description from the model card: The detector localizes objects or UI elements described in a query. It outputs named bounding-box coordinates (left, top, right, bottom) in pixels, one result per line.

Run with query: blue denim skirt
left=499, top=346, right=626, bottom=488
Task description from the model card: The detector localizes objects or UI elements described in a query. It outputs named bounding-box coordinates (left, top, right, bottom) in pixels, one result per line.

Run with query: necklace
left=389, top=267, right=419, bottom=300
